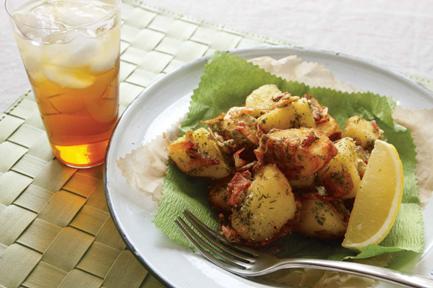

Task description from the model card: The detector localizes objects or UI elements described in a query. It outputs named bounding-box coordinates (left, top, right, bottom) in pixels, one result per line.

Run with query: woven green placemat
left=0, top=1, right=432, bottom=288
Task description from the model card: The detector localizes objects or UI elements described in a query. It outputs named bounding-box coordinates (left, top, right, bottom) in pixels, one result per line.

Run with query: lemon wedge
left=342, top=140, right=404, bottom=249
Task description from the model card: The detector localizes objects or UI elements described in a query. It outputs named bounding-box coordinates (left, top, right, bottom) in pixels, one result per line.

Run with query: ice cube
left=45, top=36, right=100, bottom=68
left=43, top=65, right=95, bottom=89
left=13, top=0, right=119, bottom=77
left=16, top=38, right=45, bottom=82
left=54, top=1, right=113, bottom=28
left=40, top=21, right=119, bottom=70
left=89, top=26, right=120, bottom=72
left=12, top=0, right=117, bottom=44
left=90, top=46, right=119, bottom=72
left=24, top=60, right=45, bottom=83
left=12, top=0, right=71, bottom=43
left=13, top=11, right=60, bottom=43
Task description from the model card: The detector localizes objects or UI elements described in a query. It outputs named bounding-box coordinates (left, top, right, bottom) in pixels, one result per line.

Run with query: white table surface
left=1, top=0, right=432, bottom=112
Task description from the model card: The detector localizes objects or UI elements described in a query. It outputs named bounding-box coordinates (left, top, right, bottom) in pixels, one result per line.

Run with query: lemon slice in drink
left=342, top=140, right=404, bottom=249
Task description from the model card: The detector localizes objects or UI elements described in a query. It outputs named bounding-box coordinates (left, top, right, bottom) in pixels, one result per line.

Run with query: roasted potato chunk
left=257, top=98, right=315, bottom=132
left=168, top=128, right=231, bottom=178
left=296, top=197, right=348, bottom=239
left=231, top=164, right=297, bottom=242
left=319, top=138, right=361, bottom=199
left=291, top=98, right=316, bottom=128
left=257, top=106, right=296, bottom=132
left=316, top=115, right=342, bottom=140
left=343, top=116, right=383, bottom=149
left=245, top=84, right=282, bottom=109
left=259, top=128, right=337, bottom=179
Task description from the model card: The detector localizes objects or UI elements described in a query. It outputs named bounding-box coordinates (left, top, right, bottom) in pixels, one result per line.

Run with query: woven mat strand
left=0, top=0, right=432, bottom=288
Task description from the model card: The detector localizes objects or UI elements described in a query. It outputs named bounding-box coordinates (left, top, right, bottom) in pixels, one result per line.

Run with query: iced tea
left=8, top=0, right=120, bottom=168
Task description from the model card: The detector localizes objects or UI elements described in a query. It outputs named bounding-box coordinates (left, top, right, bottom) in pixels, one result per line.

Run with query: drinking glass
left=5, top=0, right=120, bottom=168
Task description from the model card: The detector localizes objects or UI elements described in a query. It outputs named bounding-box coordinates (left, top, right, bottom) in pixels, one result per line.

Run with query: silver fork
left=175, top=210, right=433, bottom=288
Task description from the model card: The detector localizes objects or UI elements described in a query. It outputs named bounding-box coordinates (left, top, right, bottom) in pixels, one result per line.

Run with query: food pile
left=167, top=84, right=399, bottom=247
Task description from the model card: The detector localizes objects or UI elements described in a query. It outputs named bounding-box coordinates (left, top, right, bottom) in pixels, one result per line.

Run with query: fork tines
left=175, top=210, right=433, bottom=287
left=175, top=210, right=257, bottom=272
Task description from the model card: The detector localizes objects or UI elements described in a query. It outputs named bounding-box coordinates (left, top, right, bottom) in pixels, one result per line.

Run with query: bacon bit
left=254, top=147, right=264, bottom=163
left=235, top=122, right=259, bottom=144
left=328, top=131, right=342, bottom=141
left=242, top=107, right=261, bottom=115
left=274, top=96, right=297, bottom=108
left=255, top=122, right=265, bottom=138
left=237, top=161, right=257, bottom=172
left=221, top=225, right=240, bottom=242
left=185, top=146, right=220, bottom=165
left=301, top=132, right=319, bottom=148
left=227, top=171, right=252, bottom=207
left=371, top=120, right=384, bottom=137
left=178, top=138, right=195, bottom=151
left=314, top=107, right=329, bottom=124
left=272, top=93, right=285, bottom=102
left=169, top=134, right=197, bottom=157
left=253, top=147, right=265, bottom=173
left=233, top=148, right=247, bottom=168
left=175, top=132, right=220, bottom=170
left=208, top=129, right=225, bottom=143
left=307, top=95, right=329, bottom=124
left=327, top=141, right=338, bottom=160
left=272, top=92, right=292, bottom=103
left=371, top=120, right=380, bottom=131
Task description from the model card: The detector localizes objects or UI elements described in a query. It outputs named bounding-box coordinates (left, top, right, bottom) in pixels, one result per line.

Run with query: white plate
left=104, top=47, right=433, bottom=288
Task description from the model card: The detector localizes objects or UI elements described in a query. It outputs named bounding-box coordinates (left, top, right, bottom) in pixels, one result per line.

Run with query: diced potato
left=292, top=98, right=316, bottom=128
left=245, top=84, right=282, bottom=109
left=343, top=116, right=383, bottom=149
left=316, top=115, right=342, bottom=140
left=257, top=106, right=297, bottom=132
left=168, top=128, right=231, bottom=179
left=259, top=128, right=337, bottom=179
left=257, top=98, right=316, bottom=132
left=231, top=164, right=297, bottom=242
left=296, top=197, right=348, bottom=239
left=319, top=138, right=361, bottom=199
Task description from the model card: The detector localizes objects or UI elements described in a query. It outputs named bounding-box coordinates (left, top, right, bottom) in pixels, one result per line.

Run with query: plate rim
left=104, top=46, right=433, bottom=288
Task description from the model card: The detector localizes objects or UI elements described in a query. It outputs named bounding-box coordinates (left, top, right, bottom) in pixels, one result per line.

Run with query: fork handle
left=268, top=258, right=433, bottom=288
